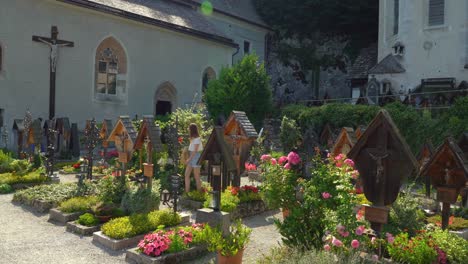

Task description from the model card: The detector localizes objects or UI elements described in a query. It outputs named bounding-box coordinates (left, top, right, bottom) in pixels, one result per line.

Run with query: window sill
left=94, top=94, right=126, bottom=105
left=424, top=25, right=448, bottom=31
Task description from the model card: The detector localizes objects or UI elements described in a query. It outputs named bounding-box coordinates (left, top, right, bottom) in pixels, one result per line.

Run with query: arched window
left=95, top=37, right=127, bottom=100
left=154, top=82, right=177, bottom=116
left=202, top=67, right=216, bottom=94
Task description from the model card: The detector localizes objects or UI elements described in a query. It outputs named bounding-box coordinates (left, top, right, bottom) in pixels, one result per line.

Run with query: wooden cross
left=32, top=26, right=74, bottom=120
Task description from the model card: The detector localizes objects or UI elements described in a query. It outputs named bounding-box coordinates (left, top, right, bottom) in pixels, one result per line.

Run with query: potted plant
left=201, top=221, right=251, bottom=264
left=92, top=202, right=118, bottom=223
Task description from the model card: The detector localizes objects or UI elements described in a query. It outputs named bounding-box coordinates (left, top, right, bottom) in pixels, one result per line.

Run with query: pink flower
left=355, top=226, right=365, bottom=236
left=371, top=237, right=377, bottom=244
left=351, top=239, right=360, bottom=249
left=287, top=151, right=301, bottom=165
left=351, top=170, right=359, bottom=179
left=322, top=192, right=332, bottom=199
left=284, top=163, right=291, bottom=170
left=261, top=154, right=272, bottom=161
left=332, top=237, right=343, bottom=247
left=372, top=255, right=379, bottom=262
left=336, top=224, right=345, bottom=233
left=344, top=159, right=355, bottom=167
left=323, top=244, right=331, bottom=251
left=271, top=158, right=277, bottom=165
left=278, top=156, right=288, bottom=165
left=335, top=154, right=344, bottom=161
left=341, top=231, right=350, bottom=237
left=336, top=162, right=342, bottom=167
left=386, top=233, right=395, bottom=244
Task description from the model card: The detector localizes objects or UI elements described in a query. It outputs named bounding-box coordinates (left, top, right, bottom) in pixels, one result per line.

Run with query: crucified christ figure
left=368, top=150, right=389, bottom=184
left=36, top=38, right=70, bottom=73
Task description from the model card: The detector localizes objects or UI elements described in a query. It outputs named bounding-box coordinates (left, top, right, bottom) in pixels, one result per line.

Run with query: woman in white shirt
left=184, top=123, right=203, bottom=193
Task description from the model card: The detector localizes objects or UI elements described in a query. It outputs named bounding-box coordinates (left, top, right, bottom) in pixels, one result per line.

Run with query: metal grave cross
left=32, top=26, right=74, bottom=120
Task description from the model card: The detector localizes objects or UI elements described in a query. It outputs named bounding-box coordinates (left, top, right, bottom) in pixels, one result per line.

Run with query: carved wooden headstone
left=12, top=119, right=25, bottom=157
left=355, top=126, right=367, bottom=140
left=420, top=137, right=468, bottom=228
left=107, top=116, right=137, bottom=183
left=27, top=119, right=43, bottom=154
left=331, top=127, right=357, bottom=157
left=348, top=110, right=418, bottom=234
left=320, top=123, right=334, bottom=149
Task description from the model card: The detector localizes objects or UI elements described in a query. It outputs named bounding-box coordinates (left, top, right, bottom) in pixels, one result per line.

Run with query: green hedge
left=0, top=170, right=48, bottom=185
left=282, top=98, right=468, bottom=153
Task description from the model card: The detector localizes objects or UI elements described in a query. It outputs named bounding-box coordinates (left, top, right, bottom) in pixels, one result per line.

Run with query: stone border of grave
left=10, top=178, right=59, bottom=190
left=450, top=228, right=468, bottom=240
left=13, top=199, right=58, bottom=214
left=92, top=213, right=191, bottom=251
left=66, top=221, right=101, bottom=236
left=58, top=170, right=79, bottom=175
left=179, top=197, right=204, bottom=210
left=48, top=208, right=81, bottom=225
left=125, top=245, right=207, bottom=264
left=230, top=200, right=268, bottom=219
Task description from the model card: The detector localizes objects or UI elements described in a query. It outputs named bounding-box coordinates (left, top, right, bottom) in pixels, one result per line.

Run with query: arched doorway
left=202, top=67, right=217, bottom=94
left=154, top=82, right=177, bottom=116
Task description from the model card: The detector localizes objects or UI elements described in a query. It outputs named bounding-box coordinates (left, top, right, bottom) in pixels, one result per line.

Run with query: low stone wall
left=179, top=197, right=204, bottom=210
left=66, top=221, right=101, bottom=236
left=126, top=245, right=207, bottom=264
left=48, top=208, right=81, bottom=225
left=231, top=200, right=268, bottom=219
left=450, top=228, right=468, bottom=240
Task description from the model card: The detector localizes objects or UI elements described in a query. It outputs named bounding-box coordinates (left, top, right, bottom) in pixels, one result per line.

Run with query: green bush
left=426, top=215, right=468, bottom=231
left=0, top=170, right=48, bottom=185
left=121, top=181, right=161, bottom=214
left=205, top=54, right=272, bottom=129
left=383, top=189, right=425, bottom=236
left=0, top=183, right=14, bottom=194
left=387, top=233, right=437, bottom=264
left=257, top=246, right=369, bottom=264
left=0, top=150, right=14, bottom=173
left=169, top=106, right=212, bottom=144
left=97, top=176, right=126, bottom=204
left=184, top=190, right=209, bottom=202
left=58, top=196, right=99, bottom=213
left=12, top=183, right=79, bottom=205
left=427, top=229, right=468, bottom=263
left=280, top=116, right=301, bottom=152
left=9, top=159, right=31, bottom=175
left=203, top=188, right=240, bottom=212
left=101, top=209, right=181, bottom=239
left=77, top=213, right=100, bottom=227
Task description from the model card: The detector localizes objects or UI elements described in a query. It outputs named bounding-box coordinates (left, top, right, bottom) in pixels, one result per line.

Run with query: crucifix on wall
left=32, top=26, right=74, bottom=120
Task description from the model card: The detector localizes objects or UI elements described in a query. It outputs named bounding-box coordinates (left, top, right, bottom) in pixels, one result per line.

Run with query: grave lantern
left=320, top=123, right=334, bottom=150
left=420, top=137, right=468, bottom=229
left=107, top=116, right=137, bottom=182
left=348, top=110, right=418, bottom=235
left=199, top=127, right=237, bottom=192
left=416, top=141, right=434, bottom=197
left=134, top=115, right=162, bottom=189
left=223, top=111, right=257, bottom=186
left=331, top=127, right=357, bottom=157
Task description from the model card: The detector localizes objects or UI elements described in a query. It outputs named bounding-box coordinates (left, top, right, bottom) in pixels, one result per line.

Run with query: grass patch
left=58, top=196, right=99, bottom=213
left=13, top=183, right=79, bottom=205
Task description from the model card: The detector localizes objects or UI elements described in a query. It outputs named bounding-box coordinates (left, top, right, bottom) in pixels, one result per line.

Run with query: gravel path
left=0, top=175, right=282, bottom=264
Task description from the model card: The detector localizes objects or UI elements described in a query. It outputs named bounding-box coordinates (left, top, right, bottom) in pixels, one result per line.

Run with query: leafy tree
left=205, top=54, right=272, bottom=129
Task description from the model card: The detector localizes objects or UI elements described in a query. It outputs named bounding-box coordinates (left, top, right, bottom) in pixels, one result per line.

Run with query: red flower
left=178, top=137, right=184, bottom=144
left=72, top=163, right=81, bottom=169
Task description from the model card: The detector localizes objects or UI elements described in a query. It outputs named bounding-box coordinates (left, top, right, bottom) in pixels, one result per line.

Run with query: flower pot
left=217, top=248, right=244, bottom=264
left=282, top=208, right=290, bottom=218
left=96, top=215, right=112, bottom=223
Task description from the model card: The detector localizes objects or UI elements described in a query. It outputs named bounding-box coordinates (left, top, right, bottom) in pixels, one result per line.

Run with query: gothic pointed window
left=95, top=37, right=127, bottom=102
left=428, top=0, right=445, bottom=26
left=202, top=67, right=216, bottom=95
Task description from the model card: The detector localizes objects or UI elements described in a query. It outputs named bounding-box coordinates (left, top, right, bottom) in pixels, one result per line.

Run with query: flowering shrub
left=387, top=232, right=439, bottom=264
left=274, top=152, right=360, bottom=250
left=138, top=224, right=205, bottom=257
left=244, top=162, right=257, bottom=171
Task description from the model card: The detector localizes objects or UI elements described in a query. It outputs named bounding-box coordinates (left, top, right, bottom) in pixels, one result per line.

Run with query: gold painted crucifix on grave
left=32, top=26, right=74, bottom=120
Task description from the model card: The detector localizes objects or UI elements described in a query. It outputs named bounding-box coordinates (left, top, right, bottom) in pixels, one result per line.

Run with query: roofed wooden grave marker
left=331, top=127, right=357, bottom=157
left=421, top=138, right=468, bottom=228
left=107, top=116, right=137, bottom=182
left=348, top=110, right=418, bottom=234
left=99, top=119, right=113, bottom=158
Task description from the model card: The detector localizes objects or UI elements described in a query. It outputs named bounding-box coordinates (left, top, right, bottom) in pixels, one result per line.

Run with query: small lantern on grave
left=420, top=137, right=468, bottom=229
left=348, top=110, right=418, bottom=235
left=210, top=190, right=221, bottom=212
left=331, top=127, right=357, bottom=157
left=161, top=189, right=171, bottom=206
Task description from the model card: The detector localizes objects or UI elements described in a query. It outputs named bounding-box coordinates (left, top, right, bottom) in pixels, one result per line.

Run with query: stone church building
left=0, top=0, right=270, bottom=148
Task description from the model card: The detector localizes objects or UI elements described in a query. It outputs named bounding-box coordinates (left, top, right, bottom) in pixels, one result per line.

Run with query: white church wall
left=377, top=0, right=468, bottom=92
left=0, top=0, right=233, bottom=149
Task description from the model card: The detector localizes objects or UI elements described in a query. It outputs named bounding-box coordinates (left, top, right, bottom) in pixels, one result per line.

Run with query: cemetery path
left=0, top=192, right=126, bottom=264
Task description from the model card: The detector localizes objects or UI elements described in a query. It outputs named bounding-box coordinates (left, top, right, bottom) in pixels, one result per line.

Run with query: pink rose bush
left=138, top=224, right=205, bottom=257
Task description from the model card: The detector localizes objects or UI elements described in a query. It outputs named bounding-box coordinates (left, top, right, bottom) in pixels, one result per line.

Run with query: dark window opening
left=156, top=101, right=172, bottom=116
left=393, top=0, right=399, bottom=35
left=244, top=41, right=250, bottom=55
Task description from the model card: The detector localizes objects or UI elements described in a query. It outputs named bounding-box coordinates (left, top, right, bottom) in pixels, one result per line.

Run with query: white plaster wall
left=204, top=12, right=270, bottom=63
left=0, top=0, right=233, bottom=148
left=376, top=0, right=468, bottom=92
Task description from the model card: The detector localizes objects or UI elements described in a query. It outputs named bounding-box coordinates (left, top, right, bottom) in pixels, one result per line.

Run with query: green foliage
left=58, top=196, right=99, bottom=214
left=9, top=159, right=31, bottom=175
left=205, top=54, right=272, bottom=129
left=387, top=233, right=437, bottom=264
left=169, top=105, right=212, bottom=143
left=383, top=189, right=425, bottom=237
left=452, top=207, right=468, bottom=219
left=260, top=162, right=298, bottom=210
left=203, top=188, right=240, bottom=213
left=426, top=229, right=468, bottom=263
left=426, top=215, right=468, bottom=231
left=101, top=210, right=181, bottom=239
left=184, top=190, right=209, bottom=202
left=121, top=181, right=161, bottom=214
left=77, top=213, right=100, bottom=227
left=31, top=154, right=42, bottom=169
left=0, top=170, right=48, bottom=185
left=12, top=183, right=79, bottom=204
left=257, top=246, right=369, bottom=264
left=280, top=116, right=301, bottom=152
left=0, top=149, right=14, bottom=173
left=97, top=176, right=127, bottom=204
left=200, top=220, right=251, bottom=257
left=0, top=183, right=14, bottom=194
left=275, top=155, right=359, bottom=250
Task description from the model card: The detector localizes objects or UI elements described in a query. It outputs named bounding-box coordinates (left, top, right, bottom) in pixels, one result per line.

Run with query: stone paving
left=0, top=174, right=283, bottom=264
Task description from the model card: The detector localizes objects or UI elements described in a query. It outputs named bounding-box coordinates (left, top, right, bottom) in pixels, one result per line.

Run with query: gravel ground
left=0, top=175, right=282, bottom=264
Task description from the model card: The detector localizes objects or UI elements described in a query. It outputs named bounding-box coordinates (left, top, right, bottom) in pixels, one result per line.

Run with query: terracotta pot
left=217, top=248, right=244, bottom=264
left=282, top=208, right=290, bottom=218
